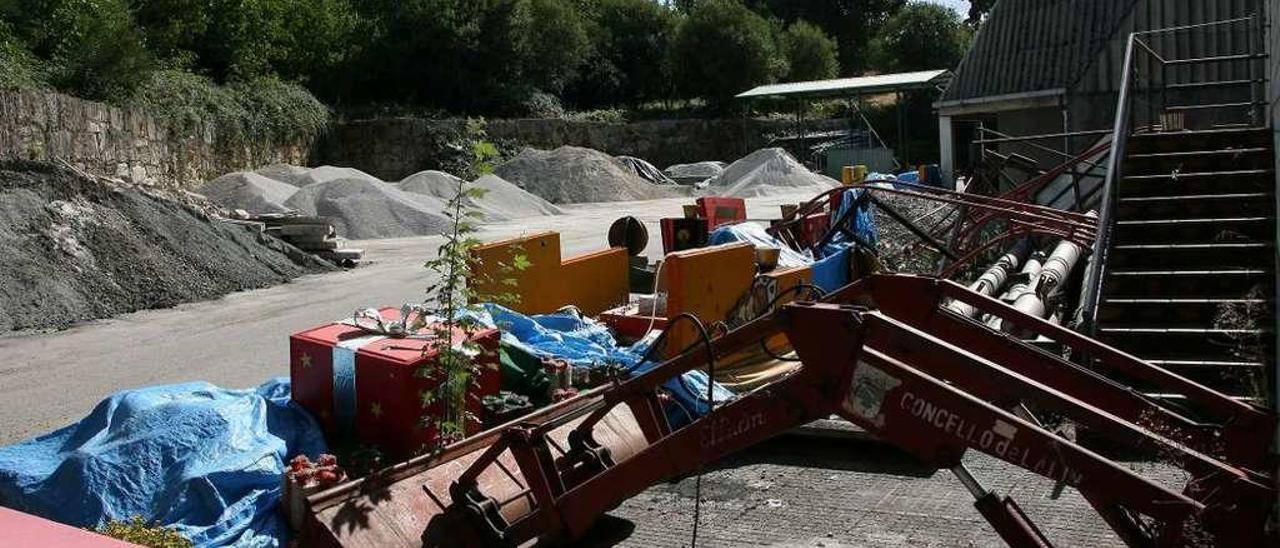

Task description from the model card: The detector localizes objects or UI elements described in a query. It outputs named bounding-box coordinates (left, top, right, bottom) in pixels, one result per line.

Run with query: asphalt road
left=0, top=196, right=800, bottom=444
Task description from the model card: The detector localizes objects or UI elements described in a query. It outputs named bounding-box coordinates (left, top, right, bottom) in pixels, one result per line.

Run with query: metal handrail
left=1078, top=32, right=1139, bottom=335
left=1078, top=15, right=1266, bottom=333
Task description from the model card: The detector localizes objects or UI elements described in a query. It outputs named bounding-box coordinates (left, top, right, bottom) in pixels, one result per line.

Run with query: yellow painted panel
left=560, top=247, right=630, bottom=316
left=470, top=231, right=563, bottom=315
left=660, top=242, right=756, bottom=355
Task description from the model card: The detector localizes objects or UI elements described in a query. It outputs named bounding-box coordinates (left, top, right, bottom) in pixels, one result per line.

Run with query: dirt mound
left=398, top=170, right=562, bottom=221
left=199, top=171, right=298, bottom=214
left=665, top=161, right=726, bottom=185
left=0, top=161, right=332, bottom=332
left=706, top=148, right=839, bottom=198
left=493, top=146, right=679, bottom=204
left=284, top=176, right=451, bottom=239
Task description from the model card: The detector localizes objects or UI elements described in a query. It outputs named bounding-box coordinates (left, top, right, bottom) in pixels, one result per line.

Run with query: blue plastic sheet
left=0, top=379, right=326, bottom=547
left=478, top=304, right=733, bottom=426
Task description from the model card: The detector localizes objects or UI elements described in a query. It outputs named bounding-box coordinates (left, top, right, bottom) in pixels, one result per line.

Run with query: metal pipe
left=1034, top=211, right=1096, bottom=300
left=951, top=464, right=989, bottom=499
left=988, top=253, right=1045, bottom=331
left=946, top=239, right=1031, bottom=318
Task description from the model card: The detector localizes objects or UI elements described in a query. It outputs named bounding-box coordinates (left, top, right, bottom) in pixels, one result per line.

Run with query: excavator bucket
left=298, top=392, right=650, bottom=548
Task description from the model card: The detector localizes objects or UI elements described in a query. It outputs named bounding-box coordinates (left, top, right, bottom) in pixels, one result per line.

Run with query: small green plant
left=95, top=517, right=192, bottom=548
left=418, top=118, right=527, bottom=449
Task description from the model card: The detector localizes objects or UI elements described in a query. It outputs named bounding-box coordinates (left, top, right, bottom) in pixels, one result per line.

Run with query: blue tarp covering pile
left=0, top=379, right=325, bottom=547
left=478, top=304, right=734, bottom=425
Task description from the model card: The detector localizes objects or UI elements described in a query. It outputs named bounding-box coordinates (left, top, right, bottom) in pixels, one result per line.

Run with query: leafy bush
left=8, top=0, right=151, bottom=100
left=0, top=23, right=44, bottom=88
left=130, top=69, right=329, bottom=145
left=671, top=0, right=782, bottom=104
left=518, top=90, right=566, bottom=119
left=95, top=517, right=192, bottom=548
left=781, top=20, right=838, bottom=82
left=869, top=1, right=972, bottom=73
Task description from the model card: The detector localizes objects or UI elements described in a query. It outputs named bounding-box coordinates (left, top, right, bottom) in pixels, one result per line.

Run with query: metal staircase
left=1097, top=127, right=1275, bottom=398
left=1084, top=17, right=1276, bottom=402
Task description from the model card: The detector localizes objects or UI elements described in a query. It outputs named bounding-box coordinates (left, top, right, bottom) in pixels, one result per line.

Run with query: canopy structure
left=736, top=69, right=952, bottom=100
left=735, top=69, right=953, bottom=174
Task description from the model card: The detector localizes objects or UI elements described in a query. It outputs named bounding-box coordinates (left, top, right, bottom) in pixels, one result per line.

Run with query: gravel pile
left=494, top=146, right=680, bottom=204
left=288, top=165, right=382, bottom=188
left=398, top=170, right=562, bottom=221
left=0, top=161, right=332, bottom=332
left=254, top=163, right=310, bottom=185
left=199, top=171, right=298, bottom=214
left=706, top=148, right=839, bottom=198
left=283, top=176, right=452, bottom=239
left=664, top=161, right=726, bottom=185
left=869, top=191, right=955, bottom=275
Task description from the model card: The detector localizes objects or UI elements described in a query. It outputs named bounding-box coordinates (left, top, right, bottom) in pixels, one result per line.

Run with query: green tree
left=745, top=0, right=906, bottom=75
left=967, top=0, right=996, bottom=25
left=518, top=0, right=590, bottom=95
left=869, top=1, right=971, bottom=73
left=781, top=20, right=838, bottom=82
left=7, top=0, right=151, bottom=100
left=570, top=0, right=677, bottom=106
left=671, top=0, right=781, bottom=104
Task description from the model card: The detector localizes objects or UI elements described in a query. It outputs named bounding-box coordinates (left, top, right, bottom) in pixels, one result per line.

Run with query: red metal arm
left=301, top=275, right=1275, bottom=548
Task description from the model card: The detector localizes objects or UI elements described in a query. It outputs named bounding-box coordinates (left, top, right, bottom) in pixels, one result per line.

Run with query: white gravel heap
left=199, top=171, right=298, bottom=214
left=397, top=170, right=562, bottom=221
left=283, top=176, right=451, bottom=240
left=494, top=146, right=679, bottom=204
left=253, top=163, right=310, bottom=185
left=705, top=148, right=840, bottom=198
left=288, top=165, right=383, bottom=188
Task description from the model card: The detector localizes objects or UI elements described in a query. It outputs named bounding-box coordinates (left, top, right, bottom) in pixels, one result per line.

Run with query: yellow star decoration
left=370, top=402, right=383, bottom=419
left=299, top=353, right=313, bottom=369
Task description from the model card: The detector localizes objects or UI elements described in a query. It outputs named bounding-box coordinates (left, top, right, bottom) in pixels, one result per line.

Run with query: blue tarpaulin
left=0, top=379, right=325, bottom=547
left=479, top=304, right=734, bottom=426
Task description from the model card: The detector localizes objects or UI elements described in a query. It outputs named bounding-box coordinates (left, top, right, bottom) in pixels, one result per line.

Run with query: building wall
left=994, top=106, right=1068, bottom=168
left=0, top=88, right=312, bottom=189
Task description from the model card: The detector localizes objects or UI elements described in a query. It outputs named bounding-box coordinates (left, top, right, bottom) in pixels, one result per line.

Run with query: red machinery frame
left=769, top=183, right=1098, bottom=279
left=302, top=275, right=1275, bottom=547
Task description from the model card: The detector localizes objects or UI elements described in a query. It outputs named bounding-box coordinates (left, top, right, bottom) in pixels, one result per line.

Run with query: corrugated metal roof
left=941, top=0, right=1141, bottom=103
left=736, top=70, right=952, bottom=100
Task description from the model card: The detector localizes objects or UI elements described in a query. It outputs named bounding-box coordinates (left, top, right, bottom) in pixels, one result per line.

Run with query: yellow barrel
left=841, top=165, right=868, bottom=185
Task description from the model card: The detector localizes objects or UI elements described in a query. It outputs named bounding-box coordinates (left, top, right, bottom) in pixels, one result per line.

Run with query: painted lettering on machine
left=700, top=410, right=767, bottom=449
left=845, top=361, right=1083, bottom=487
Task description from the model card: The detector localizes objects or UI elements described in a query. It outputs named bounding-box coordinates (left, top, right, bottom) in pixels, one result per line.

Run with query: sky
left=926, top=0, right=971, bottom=15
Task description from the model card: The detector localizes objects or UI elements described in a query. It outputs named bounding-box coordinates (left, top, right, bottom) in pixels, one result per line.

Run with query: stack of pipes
left=944, top=215, right=1094, bottom=336
left=945, top=239, right=1031, bottom=318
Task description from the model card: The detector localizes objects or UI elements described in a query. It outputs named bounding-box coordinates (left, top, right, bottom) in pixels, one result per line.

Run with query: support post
left=939, top=114, right=955, bottom=188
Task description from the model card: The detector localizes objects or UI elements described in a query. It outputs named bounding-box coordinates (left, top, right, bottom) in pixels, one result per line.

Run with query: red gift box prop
left=290, top=307, right=500, bottom=458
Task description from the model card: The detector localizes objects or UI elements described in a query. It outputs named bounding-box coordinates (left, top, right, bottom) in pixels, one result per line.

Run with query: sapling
left=418, top=119, right=527, bottom=451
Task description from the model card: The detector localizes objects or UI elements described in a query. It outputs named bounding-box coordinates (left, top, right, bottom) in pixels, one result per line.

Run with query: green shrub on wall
left=130, top=69, right=329, bottom=147
left=0, top=22, right=44, bottom=89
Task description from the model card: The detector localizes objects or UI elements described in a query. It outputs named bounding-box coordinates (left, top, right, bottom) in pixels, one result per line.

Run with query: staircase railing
left=1078, top=16, right=1267, bottom=336
left=1078, top=33, right=1138, bottom=337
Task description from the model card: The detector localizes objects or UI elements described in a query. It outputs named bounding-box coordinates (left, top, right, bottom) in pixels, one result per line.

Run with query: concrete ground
left=0, top=193, right=1145, bottom=546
